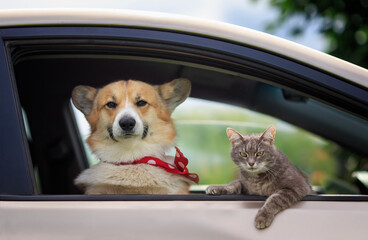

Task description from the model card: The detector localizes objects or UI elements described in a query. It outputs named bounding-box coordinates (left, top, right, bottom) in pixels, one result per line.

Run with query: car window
left=5, top=34, right=367, bottom=196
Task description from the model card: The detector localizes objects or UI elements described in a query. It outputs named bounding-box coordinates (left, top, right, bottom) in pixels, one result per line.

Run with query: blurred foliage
left=172, top=98, right=361, bottom=193
left=259, top=0, right=368, bottom=68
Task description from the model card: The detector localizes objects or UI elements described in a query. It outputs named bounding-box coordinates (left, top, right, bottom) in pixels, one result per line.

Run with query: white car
left=0, top=9, right=367, bottom=240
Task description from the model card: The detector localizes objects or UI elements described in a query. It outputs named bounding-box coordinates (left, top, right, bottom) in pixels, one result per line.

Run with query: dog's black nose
left=119, top=117, right=136, bottom=132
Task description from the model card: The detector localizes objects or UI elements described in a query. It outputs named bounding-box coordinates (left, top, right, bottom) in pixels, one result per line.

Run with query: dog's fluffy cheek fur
left=86, top=109, right=116, bottom=145
left=86, top=109, right=101, bottom=133
left=148, top=119, right=176, bottom=145
left=142, top=108, right=176, bottom=145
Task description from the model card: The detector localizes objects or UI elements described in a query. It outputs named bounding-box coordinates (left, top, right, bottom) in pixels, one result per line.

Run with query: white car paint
left=1, top=200, right=367, bottom=240
left=0, top=9, right=367, bottom=88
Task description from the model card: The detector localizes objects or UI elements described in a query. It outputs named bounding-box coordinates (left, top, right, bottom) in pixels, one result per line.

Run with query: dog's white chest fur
left=75, top=162, right=192, bottom=194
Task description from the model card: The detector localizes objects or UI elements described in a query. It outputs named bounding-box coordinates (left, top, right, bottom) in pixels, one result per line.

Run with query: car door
left=1, top=10, right=368, bottom=240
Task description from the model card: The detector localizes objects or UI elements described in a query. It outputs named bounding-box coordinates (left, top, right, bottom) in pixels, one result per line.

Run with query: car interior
left=8, top=39, right=368, bottom=195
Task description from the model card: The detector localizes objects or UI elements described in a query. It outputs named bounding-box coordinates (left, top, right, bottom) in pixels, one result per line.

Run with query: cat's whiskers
left=264, top=166, right=277, bottom=179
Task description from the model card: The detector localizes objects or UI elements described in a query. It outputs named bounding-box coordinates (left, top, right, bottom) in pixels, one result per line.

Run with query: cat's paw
left=205, top=185, right=227, bottom=195
left=255, top=211, right=274, bottom=229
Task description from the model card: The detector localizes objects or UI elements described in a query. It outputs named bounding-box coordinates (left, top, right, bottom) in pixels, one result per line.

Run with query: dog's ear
left=72, top=85, right=97, bottom=116
left=158, top=78, right=191, bottom=114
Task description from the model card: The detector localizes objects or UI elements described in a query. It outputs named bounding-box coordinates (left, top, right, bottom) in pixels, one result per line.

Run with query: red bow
left=115, top=147, right=199, bottom=183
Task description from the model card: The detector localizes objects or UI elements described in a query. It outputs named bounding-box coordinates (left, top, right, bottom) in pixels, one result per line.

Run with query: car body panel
left=0, top=9, right=367, bottom=240
left=1, top=200, right=368, bottom=240
left=0, top=9, right=367, bottom=88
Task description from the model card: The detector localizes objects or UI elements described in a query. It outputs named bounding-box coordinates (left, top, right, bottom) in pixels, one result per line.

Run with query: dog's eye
left=106, top=101, right=117, bottom=109
left=136, top=100, right=147, bottom=107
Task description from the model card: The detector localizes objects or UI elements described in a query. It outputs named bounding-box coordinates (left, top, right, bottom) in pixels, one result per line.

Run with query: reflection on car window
left=22, top=108, right=32, bottom=141
left=72, top=97, right=364, bottom=194
left=72, top=101, right=99, bottom=166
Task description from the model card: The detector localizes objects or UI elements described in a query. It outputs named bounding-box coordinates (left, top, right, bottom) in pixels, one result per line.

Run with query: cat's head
left=227, top=126, right=277, bottom=174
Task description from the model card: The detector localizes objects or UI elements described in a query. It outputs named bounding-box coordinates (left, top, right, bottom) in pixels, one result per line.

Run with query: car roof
left=0, top=8, right=367, bottom=88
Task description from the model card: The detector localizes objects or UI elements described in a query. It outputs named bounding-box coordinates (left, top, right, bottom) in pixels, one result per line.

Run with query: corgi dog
left=72, top=78, right=198, bottom=194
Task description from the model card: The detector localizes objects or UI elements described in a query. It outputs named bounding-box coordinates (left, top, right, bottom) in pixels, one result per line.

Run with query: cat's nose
left=249, top=162, right=255, bottom=167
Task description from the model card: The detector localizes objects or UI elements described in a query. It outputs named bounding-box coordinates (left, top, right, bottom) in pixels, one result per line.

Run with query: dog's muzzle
left=111, top=108, right=145, bottom=140
left=119, top=116, right=136, bottom=133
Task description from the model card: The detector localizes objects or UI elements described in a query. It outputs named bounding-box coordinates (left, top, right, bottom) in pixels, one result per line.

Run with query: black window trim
left=0, top=38, right=36, bottom=195
left=2, top=25, right=367, bottom=120
left=1, top=194, right=368, bottom=202
left=64, top=102, right=90, bottom=171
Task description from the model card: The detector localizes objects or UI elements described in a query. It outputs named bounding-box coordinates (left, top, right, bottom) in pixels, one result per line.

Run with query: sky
left=0, top=0, right=328, bottom=51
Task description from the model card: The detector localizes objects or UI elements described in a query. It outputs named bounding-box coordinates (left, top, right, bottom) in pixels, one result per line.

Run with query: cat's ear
left=261, top=126, right=276, bottom=144
left=226, top=128, right=243, bottom=145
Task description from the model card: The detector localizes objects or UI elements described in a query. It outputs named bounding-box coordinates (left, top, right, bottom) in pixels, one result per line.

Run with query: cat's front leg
left=254, top=188, right=302, bottom=229
left=206, top=180, right=244, bottom=195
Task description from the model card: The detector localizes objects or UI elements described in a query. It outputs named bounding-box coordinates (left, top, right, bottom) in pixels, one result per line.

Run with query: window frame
left=1, top=25, right=367, bottom=200
left=0, top=37, right=36, bottom=195
left=3, top=25, right=367, bottom=118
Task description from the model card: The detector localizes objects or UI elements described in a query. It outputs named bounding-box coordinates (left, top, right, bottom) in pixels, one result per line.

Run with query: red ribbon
left=115, top=147, right=199, bottom=183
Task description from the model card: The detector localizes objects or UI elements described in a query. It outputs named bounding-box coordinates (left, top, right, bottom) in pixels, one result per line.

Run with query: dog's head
left=72, top=78, right=191, bottom=162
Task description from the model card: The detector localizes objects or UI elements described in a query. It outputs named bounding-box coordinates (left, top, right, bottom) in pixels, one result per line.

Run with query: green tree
left=262, top=0, right=368, bottom=68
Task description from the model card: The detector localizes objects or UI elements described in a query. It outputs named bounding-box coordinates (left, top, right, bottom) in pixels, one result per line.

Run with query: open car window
left=4, top=29, right=368, bottom=197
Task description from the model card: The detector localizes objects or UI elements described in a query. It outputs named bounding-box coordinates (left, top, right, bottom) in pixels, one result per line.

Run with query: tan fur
left=72, top=79, right=192, bottom=194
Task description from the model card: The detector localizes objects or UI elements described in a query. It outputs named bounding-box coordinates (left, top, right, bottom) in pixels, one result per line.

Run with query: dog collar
left=109, top=147, right=199, bottom=183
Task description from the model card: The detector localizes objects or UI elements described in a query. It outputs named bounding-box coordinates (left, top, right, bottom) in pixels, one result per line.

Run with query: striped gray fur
left=206, top=126, right=313, bottom=229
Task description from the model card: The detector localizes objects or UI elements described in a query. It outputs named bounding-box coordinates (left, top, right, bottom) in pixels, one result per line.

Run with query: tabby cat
left=206, top=126, right=313, bottom=229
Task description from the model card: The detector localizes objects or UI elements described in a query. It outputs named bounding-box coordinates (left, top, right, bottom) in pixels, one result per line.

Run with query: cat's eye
left=256, top=151, right=264, bottom=156
left=106, top=101, right=117, bottom=109
left=239, top=152, right=248, bottom=157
